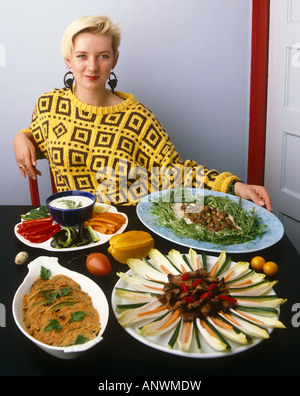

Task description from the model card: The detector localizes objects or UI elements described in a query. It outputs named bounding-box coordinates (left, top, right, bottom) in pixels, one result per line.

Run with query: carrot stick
left=200, top=319, right=218, bottom=338
left=209, top=260, right=219, bottom=277
left=146, top=274, right=167, bottom=283
left=158, top=310, right=180, bottom=330
left=220, top=312, right=240, bottom=326
left=89, top=221, right=116, bottom=231
left=85, top=212, right=126, bottom=234
left=87, top=219, right=120, bottom=228
left=184, top=321, right=192, bottom=343
left=234, top=280, right=252, bottom=287
left=85, top=212, right=126, bottom=233
left=160, top=265, right=174, bottom=275
left=224, top=270, right=234, bottom=282
left=142, top=284, right=164, bottom=291
left=92, top=225, right=109, bottom=233
left=93, top=213, right=126, bottom=223
left=137, top=306, right=166, bottom=317
left=235, top=309, right=264, bottom=324
left=210, top=316, right=233, bottom=330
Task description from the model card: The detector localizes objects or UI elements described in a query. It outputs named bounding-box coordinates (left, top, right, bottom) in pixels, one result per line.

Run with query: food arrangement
left=12, top=257, right=109, bottom=359
left=149, top=191, right=268, bottom=246
left=12, top=188, right=286, bottom=360
left=23, top=265, right=100, bottom=347
left=113, top=248, right=286, bottom=356
left=15, top=202, right=127, bottom=251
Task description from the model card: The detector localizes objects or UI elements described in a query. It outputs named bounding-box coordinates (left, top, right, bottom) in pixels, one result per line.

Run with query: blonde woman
left=13, top=15, right=272, bottom=210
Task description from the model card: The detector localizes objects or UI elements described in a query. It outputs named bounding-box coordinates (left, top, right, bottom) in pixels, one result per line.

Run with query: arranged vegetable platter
left=14, top=203, right=128, bottom=252
left=111, top=248, right=286, bottom=358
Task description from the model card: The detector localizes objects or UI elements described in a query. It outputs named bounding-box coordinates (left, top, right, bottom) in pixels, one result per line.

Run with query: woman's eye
left=75, top=53, right=110, bottom=60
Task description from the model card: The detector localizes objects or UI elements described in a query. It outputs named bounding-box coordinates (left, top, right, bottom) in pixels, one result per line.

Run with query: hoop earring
left=107, top=71, right=118, bottom=94
left=64, top=71, right=74, bottom=90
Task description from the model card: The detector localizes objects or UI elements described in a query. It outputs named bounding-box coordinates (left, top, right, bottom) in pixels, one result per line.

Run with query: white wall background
left=0, top=0, right=252, bottom=205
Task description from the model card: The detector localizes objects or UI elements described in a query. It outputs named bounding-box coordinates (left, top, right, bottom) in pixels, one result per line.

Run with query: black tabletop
left=1, top=205, right=299, bottom=383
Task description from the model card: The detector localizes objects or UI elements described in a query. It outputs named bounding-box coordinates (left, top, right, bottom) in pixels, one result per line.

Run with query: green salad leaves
left=149, top=191, right=268, bottom=246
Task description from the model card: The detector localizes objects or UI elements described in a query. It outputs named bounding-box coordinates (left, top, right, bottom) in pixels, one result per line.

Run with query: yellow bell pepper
left=108, top=230, right=154, bottom=264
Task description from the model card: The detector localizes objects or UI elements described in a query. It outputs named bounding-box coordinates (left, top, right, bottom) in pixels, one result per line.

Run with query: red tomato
left=86, top=253, right=112, bottom=276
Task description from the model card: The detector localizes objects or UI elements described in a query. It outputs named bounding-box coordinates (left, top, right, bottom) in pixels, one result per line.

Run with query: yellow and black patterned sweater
left=19, top=88, right=239, bottom=204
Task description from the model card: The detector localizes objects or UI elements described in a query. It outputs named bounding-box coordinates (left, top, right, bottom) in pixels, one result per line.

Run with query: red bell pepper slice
left=181, top=272, right=189, bottom=281
left=200, top=292, right=212, bottom=300
left=17, top=217, right=53, bottom=231
left=208, top=283, right=216, bottom=291
left=19, top=216, right=53, bottom=226
left=192, top=279, right=203, bottom=287
left=184, top=296, right=195, bottom=303
left=19, top=224, right=61, bottom=243
left=218, top=295, right=237, bottom=304
left=180, top=283, right=189, bottom=293
left=25, top=234, right=55, bottom=243
left=21, top=223, right=60, bottom=237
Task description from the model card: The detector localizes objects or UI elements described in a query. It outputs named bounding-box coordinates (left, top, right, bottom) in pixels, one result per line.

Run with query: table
left=1, top=205, right=299, bottom=381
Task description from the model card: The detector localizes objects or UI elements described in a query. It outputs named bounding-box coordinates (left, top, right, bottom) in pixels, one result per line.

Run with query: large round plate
left=14, top=203, right=128, bottom=252
left=136, top=189, right=284, bottom=253
left=111, top=253, right=278, bottom=358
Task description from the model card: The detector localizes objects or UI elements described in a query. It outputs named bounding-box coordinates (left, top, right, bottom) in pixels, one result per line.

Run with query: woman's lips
left=85, top=75, right=99, bottom=81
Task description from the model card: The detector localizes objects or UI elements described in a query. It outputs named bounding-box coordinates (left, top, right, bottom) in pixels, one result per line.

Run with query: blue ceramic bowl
left=46, top=190, right=96, bottom=227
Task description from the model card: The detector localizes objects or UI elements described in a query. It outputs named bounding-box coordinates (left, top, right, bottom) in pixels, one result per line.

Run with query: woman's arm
left=13, top=130, right=41, bottom=180
left=234, top=181, right=272, bottom=212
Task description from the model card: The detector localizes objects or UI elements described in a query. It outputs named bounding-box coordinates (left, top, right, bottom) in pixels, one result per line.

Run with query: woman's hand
left=234, top=182, right=272, bottom=212
left=14, top=132, right=41, bottom=180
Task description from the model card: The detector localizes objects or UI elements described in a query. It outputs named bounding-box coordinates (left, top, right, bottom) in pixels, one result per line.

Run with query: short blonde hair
left=61, top=15, right=121, bottom=59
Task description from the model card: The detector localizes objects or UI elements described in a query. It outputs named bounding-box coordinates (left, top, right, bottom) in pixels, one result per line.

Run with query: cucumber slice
left=168, top=320, right=181, bottom=349
left=87, top=226, right=100, bottom=242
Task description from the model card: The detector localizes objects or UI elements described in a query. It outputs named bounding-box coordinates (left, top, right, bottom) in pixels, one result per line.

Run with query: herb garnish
left=58, top=199, right=83, bottom=209
left=44, top=319, right=63, bottom=332
left=69, top=311, right=86, bottom=323
left=40, top=286, right=71, bottom=304
left=40, top=266, right=51, bottom=280
left=75, top=335, right=88, bottom=344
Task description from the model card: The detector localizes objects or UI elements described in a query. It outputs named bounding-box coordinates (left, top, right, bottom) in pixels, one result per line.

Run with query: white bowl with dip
left=46, top=190, right=96, bottom=226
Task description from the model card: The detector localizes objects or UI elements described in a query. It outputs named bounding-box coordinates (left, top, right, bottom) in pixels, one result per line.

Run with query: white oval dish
left=12, top=256, right=109, bottom=359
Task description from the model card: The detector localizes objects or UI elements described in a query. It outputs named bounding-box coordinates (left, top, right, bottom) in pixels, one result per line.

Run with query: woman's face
left=65, top=31, right=118, bottom=92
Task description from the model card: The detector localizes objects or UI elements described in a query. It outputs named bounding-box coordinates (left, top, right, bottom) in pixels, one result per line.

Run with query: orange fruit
left=263, top=261, right=278, bottom=276
left=250, top=256, right=265, bottom=271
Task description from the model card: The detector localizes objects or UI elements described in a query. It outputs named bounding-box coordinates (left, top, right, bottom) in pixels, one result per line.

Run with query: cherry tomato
left=86, top=253, right=112, bottom=276
left=263, top=261, right=278, bottom=276
left=251, top=256, right=265, bottom=271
